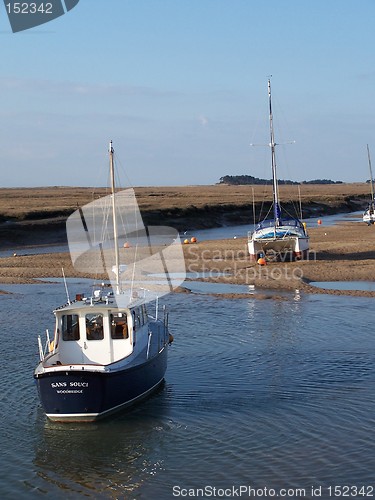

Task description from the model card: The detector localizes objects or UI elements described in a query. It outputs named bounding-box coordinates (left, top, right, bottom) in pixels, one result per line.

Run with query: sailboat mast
left=109, top=140, right=121, bottom=295
left=367, top=144, right=375, bottom=203
left=268, top=79, right=281, bottom=226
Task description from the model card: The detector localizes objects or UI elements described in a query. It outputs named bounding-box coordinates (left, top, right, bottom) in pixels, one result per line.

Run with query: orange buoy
left=257, top=257, right=267, bottom=266
left=317, top=219, right=322, bottom=225
left=184, top=239, right=189, bottom=244
left=190, top=236, right=197, bottom=243
left=123, top=242, right=130, bottom=248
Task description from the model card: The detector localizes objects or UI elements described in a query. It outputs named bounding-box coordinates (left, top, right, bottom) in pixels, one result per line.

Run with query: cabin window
left=132, top=311, right=137, bottom=346
left=141, top=304, right=147, bottom=324
left=138, top=307, right=144, bottom=327
left=110, top=313, right=129, bottom=339
left=133, top=308, right=142, bottom=329
left=86, top=313, right=104, bottom=340
left=132, top=310, right=137, bottom=331
left=62, top=314, right=80, bottom=341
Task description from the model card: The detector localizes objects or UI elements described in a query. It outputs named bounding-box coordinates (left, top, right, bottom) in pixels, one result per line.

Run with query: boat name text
left=51, top=382, right=89, bottom=388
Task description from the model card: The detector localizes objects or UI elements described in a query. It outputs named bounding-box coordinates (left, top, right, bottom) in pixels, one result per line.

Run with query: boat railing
left=146, top=331, right=152, bottom=359
left=38, top=329, right=55, bottom=362
left=163, top=305, right=169, bottom=328
left=248, top=217, right=305, bottom=237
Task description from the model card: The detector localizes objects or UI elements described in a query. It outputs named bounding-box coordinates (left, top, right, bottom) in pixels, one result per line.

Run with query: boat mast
left=268, top=79, right=281, bottom=226
left=367, top=144, right=375, bottom=204
left=109, top=140, right=121, bottom=295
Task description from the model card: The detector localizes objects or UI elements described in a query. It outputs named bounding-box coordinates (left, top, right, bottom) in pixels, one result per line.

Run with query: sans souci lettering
left=51, top=381, right=88, bottom=388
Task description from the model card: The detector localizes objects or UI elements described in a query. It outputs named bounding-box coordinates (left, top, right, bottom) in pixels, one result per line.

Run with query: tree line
left=218, top=175, right=343, bottom=186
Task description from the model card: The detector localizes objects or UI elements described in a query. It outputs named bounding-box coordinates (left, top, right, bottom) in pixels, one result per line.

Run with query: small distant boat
left=363, top=144, right=375, bottom=225
left=248, top=79, right=309, bottom=260
left=34, top=141, right=185, bottom=422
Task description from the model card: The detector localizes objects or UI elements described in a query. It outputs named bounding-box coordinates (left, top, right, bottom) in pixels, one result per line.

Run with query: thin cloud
left=198, top=114, right=209, bottom=126
left=0, top=77, right=179, bottom=98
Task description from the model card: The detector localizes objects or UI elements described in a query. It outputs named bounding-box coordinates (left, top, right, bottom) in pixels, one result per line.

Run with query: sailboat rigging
left=363, top=144, right=375, bottom=225
left=248, top=79, right=309, bottom=261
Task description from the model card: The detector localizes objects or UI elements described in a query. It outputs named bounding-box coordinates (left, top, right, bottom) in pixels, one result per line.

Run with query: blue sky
left=1, top=0, right=375, bottom=187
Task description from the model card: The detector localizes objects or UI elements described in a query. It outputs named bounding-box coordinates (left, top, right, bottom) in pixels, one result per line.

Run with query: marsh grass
left=0, top=183, right=370, bottom=221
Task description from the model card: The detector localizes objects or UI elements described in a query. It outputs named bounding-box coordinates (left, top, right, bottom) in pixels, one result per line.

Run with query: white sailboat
left=363, top=144, right=375, bottom=225
left=248, top=79, right=309, bottom=260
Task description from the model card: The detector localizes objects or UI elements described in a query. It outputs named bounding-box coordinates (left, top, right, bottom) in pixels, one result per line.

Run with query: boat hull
left=248, top=228, right=309, bottom=260
left=363, top=211, right=375, bottom=225
left=34, top=347, right=168, bottom=422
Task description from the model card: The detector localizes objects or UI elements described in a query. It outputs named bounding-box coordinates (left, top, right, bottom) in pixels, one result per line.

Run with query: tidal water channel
left=0, top=277, right=374, bottom=499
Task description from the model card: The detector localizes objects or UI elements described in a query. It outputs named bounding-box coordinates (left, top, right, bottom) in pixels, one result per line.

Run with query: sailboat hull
left=363, top=146, right=375, bottom=225
left=248, top=222, right=309, bottom=259
left=363, top=208, right=375, bottom=225
left=35, top=347, right=168, bottom=422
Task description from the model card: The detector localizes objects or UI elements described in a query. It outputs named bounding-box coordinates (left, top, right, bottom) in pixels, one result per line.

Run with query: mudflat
left=1, top=221, right=375, bottom=298
left=0, top=184, right=374, bottom=297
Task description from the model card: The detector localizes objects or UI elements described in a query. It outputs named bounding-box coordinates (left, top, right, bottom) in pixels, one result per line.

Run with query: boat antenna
left=367, top=144, right=375, bottom=203
left=109, top=140, right=121, bottom=295
left=62, top=267, right=71, bottom=304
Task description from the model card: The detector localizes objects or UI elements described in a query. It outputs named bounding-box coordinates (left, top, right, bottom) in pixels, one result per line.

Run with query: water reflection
left=33, top=385, right=172, bottom=497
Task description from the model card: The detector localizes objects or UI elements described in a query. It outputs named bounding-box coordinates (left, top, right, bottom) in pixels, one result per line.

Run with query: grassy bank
left=0, top=183, right=371, bottom=250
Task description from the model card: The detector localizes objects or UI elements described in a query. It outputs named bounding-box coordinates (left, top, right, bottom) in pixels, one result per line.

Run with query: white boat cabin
left=45, top=300, right=149, bottom=367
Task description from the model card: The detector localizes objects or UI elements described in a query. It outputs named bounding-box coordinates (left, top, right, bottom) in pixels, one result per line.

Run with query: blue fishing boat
left=34, top=142, right=184, bottom=422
